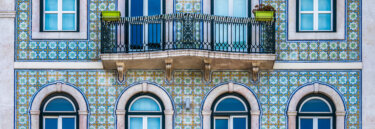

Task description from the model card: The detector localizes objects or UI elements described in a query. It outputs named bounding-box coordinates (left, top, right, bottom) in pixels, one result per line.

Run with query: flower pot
left=101, top=11, right=121, bottom=21
left=255, top=11, right=274, bottom=21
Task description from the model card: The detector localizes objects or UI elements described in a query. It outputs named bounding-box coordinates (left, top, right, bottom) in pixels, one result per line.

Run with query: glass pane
left=45, top=13, right=58, bottom=31
left=319, top=0, right=331, bottom=11
left=147, top=117, right=161, bottom=129
left=233, top=118, right=246, bottom=129
left=62, top=118, right=75, bottom=129
left=216, top=98, right=246, bottom=111
left=215, top=119, right=228, bottom=129
left=233, top=24, right=247, bottom=52
left=45, top=98, right=75, bottom=111
left=148, top=0, right=161, bottom=16
left=130, top=25, right=144, bottom=49
left=300, top=14, right=314, bottom=31
left=62, top=0, right=76, bottom=11
left=131, top=0, right=143, bottom=16
left=148, top=24, right=161, bottom=49
left=318, top=14, right=332, bottom=31
left=130, top=97, right=160, bottom=111
left=300, top=98, right=331, bottom=112
left=300, top=118, right=313, bottom=129
left=300, top=0, right=313, bottom=11
left=130, top=117, right=143, bottom=129
left=215, top=24, right=228, bottom=51
left=45, top=118, right=58, bottom=129
left=62, top=14, right=76, bottom=31
left=214, top=0, right=228, bottom=16
left=318, top=118, right=331, bottom=129
left=45, top=0, right=58, bottom=11
left=233, top=0, right=247, bottom=17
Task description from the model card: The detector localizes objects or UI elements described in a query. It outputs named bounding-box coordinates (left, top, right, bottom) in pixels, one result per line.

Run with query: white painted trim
left=32, top=0, right=87, bottom=39
left=298, top=0, right=333, bottom=31
left=273, top=62, right=362, bottom=69
left=128, top=115, right=162, bottom=129
left=14, top=62, right=103, bottom=69
left=0, top=11, right=16, bottom=18
left=116, top=83, right=174, bottom=129
left=202, top=83, right=260, bottom=129
left=288, top=0, right=345, bottom=40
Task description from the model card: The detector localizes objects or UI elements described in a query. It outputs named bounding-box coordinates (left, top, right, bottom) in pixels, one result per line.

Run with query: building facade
left=0, top=0, right=374, bottom=129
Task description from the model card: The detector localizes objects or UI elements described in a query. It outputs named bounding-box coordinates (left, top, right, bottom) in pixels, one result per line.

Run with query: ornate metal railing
left=101, top=13, right=275, bottom=54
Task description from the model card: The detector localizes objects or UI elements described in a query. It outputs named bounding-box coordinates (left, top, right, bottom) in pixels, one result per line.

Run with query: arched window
left=126, top=94, right=164, bottom=129
left=40, top=93, right=78, bottom=129
left=297, top=94, right=335, bottom=129
left=212, top=94, right=250, bottom=129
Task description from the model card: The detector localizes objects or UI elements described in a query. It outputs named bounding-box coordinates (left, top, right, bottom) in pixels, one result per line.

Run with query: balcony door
left=129, top=0, right=163, bottom=51
left=213, top=0, right=249, bottom=52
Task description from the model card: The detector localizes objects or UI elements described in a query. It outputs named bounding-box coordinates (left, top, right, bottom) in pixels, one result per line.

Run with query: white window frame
left=43, top=116, right=77, bottom=129
left=213, top=0, right=248, bottom=17
left=43, top=0, right=78, bottom=31
left=43, top=96, right=76, bottom=113
left=298, top=97, right=332, bottom=114
left=298, top=116, right=332, bottom=129
left=299, top=0, right=333, bottom=31
left=128, top=0, right=164, bottom=51
left=214, top=96, right=248, bottom=113
left=213, top=116, right=248, bottom=129
left=128, top=115, right=162, bottom=129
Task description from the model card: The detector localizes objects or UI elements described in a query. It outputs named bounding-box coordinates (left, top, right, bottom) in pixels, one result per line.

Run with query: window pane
left=300, top=118, right=313, bottom=129
left=318, top=14, right=332, bottom=31
left=45, top=118, right=58, bottom=129
left=62, top=0, right=76, bottom=11
left=214, top=0, right=229, bottom=16
left=233, top=118, right=246, bottom=129
left=318, top=118, right=331, bottom=129
left=45, top=14, right=58, bottom=31
left=148, top=24, right=161, bottom=49
left=130, top=25, right=144, bottom=49
left=215, top=119, right=228, bottom=129
left=45, top=98, right=75, bottom=111
left=147, top=117, right=161, bottom=129
left=131, top=0, right=143, bottom=16
left=62, top=14, right=76, bottom=30
left=130, top=97, right=160, bottom=111
left=62, top=118, right=75, bottom=129
left=216, top=98, right=246, bottom=111
left=45, top=0, right=58, bottom=11
left=300, top=0, right=313, bottom=11
left=300, top=14, right=314, bottom=31
left=215, top=24, right=228, bottom=51
left=130, top=117, right=143, bottom=129
left=233, top=0, right=247, bottom=17
left=318, top=0, right=331, bottom=11
left=300, top=98, right=331, bottom=112
left=148, top=0, right=161, bottom=16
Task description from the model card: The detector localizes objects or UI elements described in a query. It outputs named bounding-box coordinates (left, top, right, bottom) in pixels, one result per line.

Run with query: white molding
left=0, top=11, right=16, bottom=18
left=14, top=62, right=103, bottom=69
left=274, top=62, right=362, bottom=69
left=288, top=0, right=345, bottom=40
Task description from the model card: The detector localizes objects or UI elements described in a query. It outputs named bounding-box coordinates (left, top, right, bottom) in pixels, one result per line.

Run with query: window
left=41, top=93, right=78, bottom=129
left=42, top=0, right=78, bottom=31
left=126, top=94, right=164, bottom=129
left=212, top=0, right=249, bottom=52
left=128, top=0, right=164, bottom=50
left=212, top=94, right=250, bottom=129
left=298, top=0, right=334, bottom=31
left=297, top=95, right=335, bottom=129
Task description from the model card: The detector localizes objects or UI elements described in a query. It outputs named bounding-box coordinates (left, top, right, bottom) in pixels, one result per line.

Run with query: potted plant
left=252, top=4, right=275, bottom=21
left=101, top=11, right=121, bottom=21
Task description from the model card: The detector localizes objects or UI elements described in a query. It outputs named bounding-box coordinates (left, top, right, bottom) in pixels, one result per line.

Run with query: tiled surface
left=15, top=70, right=361, bottom=129
left=15, top=0, right=361, bottom=62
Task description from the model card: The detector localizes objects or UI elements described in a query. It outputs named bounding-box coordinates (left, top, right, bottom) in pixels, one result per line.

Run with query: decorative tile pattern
left=15, top=70, right=361, bottom=129
left=15, top=0, right=361, bottom=62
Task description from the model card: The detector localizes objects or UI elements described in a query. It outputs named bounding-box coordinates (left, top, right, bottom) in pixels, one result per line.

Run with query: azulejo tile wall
left=15, top=70, right=361, bottom=129
left=15, top=0, right=361, bottom=62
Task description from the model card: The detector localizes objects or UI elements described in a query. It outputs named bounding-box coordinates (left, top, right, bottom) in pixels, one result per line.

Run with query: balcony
left=100, top=14, right=276, bottom=81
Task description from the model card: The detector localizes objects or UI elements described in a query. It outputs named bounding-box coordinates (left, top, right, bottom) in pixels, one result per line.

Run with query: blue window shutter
left=215, top=119, right=229, bottom=129
left=131, top=0, right=143, bottom=17
left=45, top=98, right=75, bottom=111
left=300, top=118, right=313, bottom=129
left=148, top=0, right=161, bottom=16
left=216, top=98, right=246, bottom=111
left=233, top=118, right=247, bottom=129
left=45, top=118, right=58, bottom=129
left=318, top=118, right=331, bottom=129
left=62, top=118, right=76, bottom=129
left=300, top=99, right=331, bottom=112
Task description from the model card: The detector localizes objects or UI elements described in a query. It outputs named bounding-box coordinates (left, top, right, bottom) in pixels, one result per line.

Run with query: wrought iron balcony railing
left=101, top=13, right=275, bottom=54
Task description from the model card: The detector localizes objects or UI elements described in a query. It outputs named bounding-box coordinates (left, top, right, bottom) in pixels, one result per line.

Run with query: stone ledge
left=0, top=11, right=16, bottom=18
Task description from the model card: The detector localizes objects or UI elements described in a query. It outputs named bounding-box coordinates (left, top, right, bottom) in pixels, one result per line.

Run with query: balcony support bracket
left=252, top=62, right=260, bottom=82
left=165, top=58, right=173, bottom=82
left=203, top=59, right=212, bottom=82
left=116, top=62, right=126, bottom=82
